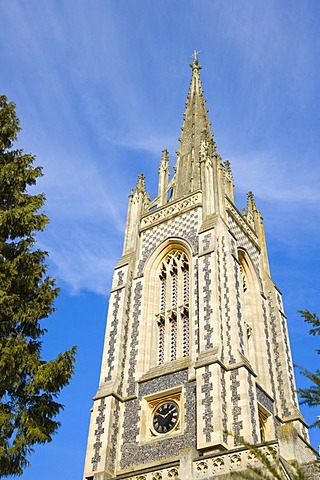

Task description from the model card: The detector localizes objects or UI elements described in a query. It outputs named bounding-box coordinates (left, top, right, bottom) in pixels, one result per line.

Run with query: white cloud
left=41, top=224, right=121, bottom=296
left=2, top=0, right=318, bottom=297
left=34, top=150, right=129, bottom=295
left=230, top=151, right=320, bottom=205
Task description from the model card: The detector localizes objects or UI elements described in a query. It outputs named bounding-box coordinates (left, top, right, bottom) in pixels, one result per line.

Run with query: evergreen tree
left=0, top=95, right=76, bottom=476
left=296, top=309, right=320, bottom=427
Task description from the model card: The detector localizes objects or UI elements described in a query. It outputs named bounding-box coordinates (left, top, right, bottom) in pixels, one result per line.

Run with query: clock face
left=152, top=401, right=179, bottom=434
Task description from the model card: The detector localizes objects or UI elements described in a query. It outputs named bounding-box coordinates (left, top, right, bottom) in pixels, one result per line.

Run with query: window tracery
left=156, top=250, right=190, bottom=364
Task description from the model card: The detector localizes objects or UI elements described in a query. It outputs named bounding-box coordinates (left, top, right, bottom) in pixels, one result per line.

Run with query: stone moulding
left=116, top=463, right=180, bottom=480
left=226, top=198, right=259, bottom=249
left=115, top=443, right=281, bottom=479
left=138, top=358, right=191, bottom=383
left=141, top=192, right=202, bottom=231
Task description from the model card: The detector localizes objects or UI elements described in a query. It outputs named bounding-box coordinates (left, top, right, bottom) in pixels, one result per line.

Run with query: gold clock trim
left=148, top=392, right=181, bottom=437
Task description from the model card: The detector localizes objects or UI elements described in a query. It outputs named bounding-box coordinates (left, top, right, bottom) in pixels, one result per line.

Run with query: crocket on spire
left=173, top=51, right=216, bottom=200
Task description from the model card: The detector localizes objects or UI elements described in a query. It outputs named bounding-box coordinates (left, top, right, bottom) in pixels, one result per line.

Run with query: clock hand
left=156, top=413, right=166, bottom=418
left=163, top=407, right=175, bottom=418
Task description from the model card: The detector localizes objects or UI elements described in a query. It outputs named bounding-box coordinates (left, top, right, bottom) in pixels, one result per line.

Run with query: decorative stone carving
left=151, top=473, right=162, bottom=480
left=230, top=453, right=242, bottom=467
left=167, top=467, right=179, bottom=478
left=142, top=193, right=201, bottom=228
left=196, top=461, right=208, bottom=474
left=212, top=457, right=224, bottom=471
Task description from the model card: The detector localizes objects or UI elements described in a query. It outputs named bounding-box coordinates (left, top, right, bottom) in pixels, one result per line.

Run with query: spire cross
left=190, top=50, right=201, bottom=61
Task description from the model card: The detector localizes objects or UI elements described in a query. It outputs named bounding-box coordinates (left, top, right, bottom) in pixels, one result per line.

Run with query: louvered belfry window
left=157, top=250, right=190, bottom=364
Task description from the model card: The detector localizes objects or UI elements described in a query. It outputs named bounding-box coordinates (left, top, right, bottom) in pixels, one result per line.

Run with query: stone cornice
left=140, top=191, right=202, bottom=231
left=138, top=357, right=191, bottom=382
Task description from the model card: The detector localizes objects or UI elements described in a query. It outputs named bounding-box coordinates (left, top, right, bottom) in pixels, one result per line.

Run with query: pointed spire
left=224, top=160, right=235, bottom=203
left=123, top=174, right=148, bottom=255
left=158, top=149, right=169, bottom=206
left=247, top=191, right=256, bottom=213
left=158, top=149, right=169, bottom=175
left=173, top=53, right=216, bottom=200
left=135, top=173, right=146, bottom=194
left=245, top=191, right=256, bottom=229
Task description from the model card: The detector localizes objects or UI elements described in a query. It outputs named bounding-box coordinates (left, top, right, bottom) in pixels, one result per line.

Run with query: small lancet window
left=157, top=315, right=165, bottom=365
left=159, top=266, right=167, bottom=313
left=182, top=260, right=189, bottom=305
left=156, top=250, right=190, bottom=364
left=171, top=261, right=178, bottom=310
left=169, top=312, right=177, bottom=361
left=181, top=307, right=189, bottom=358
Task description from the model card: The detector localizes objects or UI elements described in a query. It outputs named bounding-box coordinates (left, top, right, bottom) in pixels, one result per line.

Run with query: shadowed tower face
left=83, top=56, right=315, bottom=480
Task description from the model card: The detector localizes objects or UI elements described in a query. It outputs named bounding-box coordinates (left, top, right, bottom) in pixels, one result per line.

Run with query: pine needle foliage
left=296, top=310, right=320, bottom=427
left=0, top=95, right=76, bottom=476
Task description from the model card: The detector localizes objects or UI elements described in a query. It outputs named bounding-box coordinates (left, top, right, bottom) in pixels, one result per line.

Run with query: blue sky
left=1, top=0, right=319, bottom=477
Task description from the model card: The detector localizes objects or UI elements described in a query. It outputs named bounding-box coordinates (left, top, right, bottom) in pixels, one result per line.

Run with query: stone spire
left=173, top=55, right=216, bottom=200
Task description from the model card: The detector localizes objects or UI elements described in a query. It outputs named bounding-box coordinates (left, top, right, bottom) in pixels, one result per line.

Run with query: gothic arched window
left=238, top=249, right=271, bottom=392
left=156, top=250, right=190, bottom=364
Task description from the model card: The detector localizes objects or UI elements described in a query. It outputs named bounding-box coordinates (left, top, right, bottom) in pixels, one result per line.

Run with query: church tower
left=83, top=55, right=316, bottom=480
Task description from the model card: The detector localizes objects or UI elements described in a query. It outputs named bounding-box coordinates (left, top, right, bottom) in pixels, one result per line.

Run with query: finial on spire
left=189, top=50, right=202, bottom=70
left=247, top=191, right=257, bottom=213
left=190, top=50, right=201, bottom=61
left=161, top=148, right=169, bottom=163
left=158, top=149, right=169, bottom=174
left=135, top=173, right=146, bottom=193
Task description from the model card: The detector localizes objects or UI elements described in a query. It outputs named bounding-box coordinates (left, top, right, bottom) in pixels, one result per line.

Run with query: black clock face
left=153, top=401, right=179, bottom=434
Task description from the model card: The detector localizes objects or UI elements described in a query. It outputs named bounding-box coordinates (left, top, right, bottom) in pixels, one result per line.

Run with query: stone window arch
left=238, top=249, right=271, bottom=392
left=238, top=251, right=257, bottom=358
